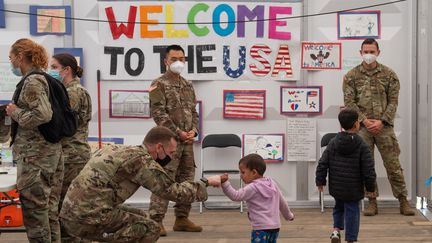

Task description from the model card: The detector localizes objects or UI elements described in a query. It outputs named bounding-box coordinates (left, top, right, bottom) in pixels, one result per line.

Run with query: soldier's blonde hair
left=11, top=38, right=48, bottom=70
left=143, top=126, right=178, bottom=145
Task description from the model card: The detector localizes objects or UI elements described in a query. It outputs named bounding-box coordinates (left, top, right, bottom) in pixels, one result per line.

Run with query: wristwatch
left=200, top=177, right=209, bottom=187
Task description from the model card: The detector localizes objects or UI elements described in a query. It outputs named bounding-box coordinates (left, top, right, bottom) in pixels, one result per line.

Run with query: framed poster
left=30, top=5, right=72, bottom=35
left=109, top=90, right=151, bottom=119
left=53, top=48, right=84, bottom=83
left=194, top=100, right=202, bottom=143
left=242, top=134, right=284, bottom=163
left=301, top=42, right=342, bottom=70
left=88, top=137, right=124, bottom=152
left=337, top=11, right=381, bottom=39
left=0, top=0, right=5, bottom=28
left=223, top=90, right=266, bottom=120
left=280, top=86, right=322, bottom=115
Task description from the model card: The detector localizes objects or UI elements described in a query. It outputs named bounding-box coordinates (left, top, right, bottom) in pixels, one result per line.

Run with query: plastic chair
left=319, top=133, right=364, bottom=212
left=199, top=134, right=243, bottom=213
left=319, top=133, right=337, bottom=213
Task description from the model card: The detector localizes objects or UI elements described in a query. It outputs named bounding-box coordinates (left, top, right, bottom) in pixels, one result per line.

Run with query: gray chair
left=199, top=134, right=243, bottom=213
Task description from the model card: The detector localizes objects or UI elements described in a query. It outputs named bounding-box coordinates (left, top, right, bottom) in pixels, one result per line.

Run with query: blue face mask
left=10, top=63, right=22, bottom=77
left=48, top=69, right=64, bottom=82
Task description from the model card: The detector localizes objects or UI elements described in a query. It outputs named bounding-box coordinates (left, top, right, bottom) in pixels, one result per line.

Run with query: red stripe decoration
left=272, top=44, right=293, bottom=78
left=250, top=44, right=272, bottom=77
left=224, top=90, right=265, bottom=119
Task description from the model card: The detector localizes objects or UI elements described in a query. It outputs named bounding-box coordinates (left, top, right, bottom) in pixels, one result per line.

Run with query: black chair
left=319, top=133, right=337, bottom=213
left=199, top=134, right=243, bottom=213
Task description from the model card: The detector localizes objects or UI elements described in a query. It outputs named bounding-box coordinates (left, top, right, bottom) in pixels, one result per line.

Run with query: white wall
left=0, top=0, right=415, bottom=204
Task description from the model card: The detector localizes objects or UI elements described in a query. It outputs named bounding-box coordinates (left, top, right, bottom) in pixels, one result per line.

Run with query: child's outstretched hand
left=220, top=173, right=229, bottom=183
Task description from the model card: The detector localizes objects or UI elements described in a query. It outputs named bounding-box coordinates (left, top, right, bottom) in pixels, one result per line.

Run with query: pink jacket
left=221, top=177, right=294, bottom=230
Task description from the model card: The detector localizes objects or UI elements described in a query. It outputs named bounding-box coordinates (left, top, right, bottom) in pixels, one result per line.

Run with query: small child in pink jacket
left=219, top=154, right=294, bottom=243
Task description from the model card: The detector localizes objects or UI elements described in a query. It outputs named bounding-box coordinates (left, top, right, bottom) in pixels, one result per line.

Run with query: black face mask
left=155, top=146, right=172, bottom=167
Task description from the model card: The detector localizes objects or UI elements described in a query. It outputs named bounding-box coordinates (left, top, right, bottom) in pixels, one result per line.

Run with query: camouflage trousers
left=61, top=205, right=160, bottom=243
left=59, top=163, right=87, bottom=243
left=359, top=126, right=408, bottom=199
left=149, top=143, right=195, bottom=222
left=17, top=152, right=64, bottom=243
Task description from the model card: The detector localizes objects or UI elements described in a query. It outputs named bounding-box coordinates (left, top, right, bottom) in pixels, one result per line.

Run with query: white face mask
left=362, top=54, right=377, bottom=65
left=169, top=61, right=185, bottom=74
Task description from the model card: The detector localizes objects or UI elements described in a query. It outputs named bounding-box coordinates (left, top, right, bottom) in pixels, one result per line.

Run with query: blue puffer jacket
left=315, top=132, right=376, bottom=201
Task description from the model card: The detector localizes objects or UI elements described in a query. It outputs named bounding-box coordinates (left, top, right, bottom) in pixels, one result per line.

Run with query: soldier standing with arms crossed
left=343, top=38, right=415, bottom=216
left=149, top=45, right=201, bottom=236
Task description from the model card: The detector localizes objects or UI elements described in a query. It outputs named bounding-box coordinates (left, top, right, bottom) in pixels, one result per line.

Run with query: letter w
left=105, top=6, right=137, bottom=40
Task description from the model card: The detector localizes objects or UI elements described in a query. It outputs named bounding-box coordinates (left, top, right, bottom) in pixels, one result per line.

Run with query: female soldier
left=7, top=38, right=63, bottom=243
left=49, top=53, right=92, bottom=242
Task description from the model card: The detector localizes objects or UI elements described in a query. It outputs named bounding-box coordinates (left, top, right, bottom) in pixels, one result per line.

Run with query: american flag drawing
left=306, top=90, right=318, bottom=105
left=224, top=90, right=266, bottom=119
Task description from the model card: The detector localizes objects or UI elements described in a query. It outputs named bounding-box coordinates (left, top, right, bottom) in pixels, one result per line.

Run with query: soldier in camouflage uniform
left=7, top=38, right=64, bottom=242
left=343, top=38, right=415, bottom=216
left=149, top=45, right=201, bottom=235
left=50, top=53, right=92, bottom=242
left=60, top=126, right=219, bottom=243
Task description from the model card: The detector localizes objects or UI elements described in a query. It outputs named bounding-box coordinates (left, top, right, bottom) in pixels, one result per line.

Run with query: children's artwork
left=242, top=134, right=284, bottom=163
left=0, top=63, right=21, bottom=94
left=53, top=48, right=84, bottom=83
left=30, top=5, right=72, bottom=35
left=0, top=0, right=5, bottom=28
left=280, top=86, right=322, bottom=115
left=301, top=42, right=342, bottom=70
left=337, top=11, right=381, bottom=39
left=109, top=90, right=150, bottom=119
left=194, top=101, right=202, bottom=143
left=223, top=90, right=266, bottom=120
left=88, top=137, right=124, bottom=152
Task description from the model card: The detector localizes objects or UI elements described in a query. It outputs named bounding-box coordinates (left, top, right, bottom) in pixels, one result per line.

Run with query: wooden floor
left=1, top=208, right=432, bottom=242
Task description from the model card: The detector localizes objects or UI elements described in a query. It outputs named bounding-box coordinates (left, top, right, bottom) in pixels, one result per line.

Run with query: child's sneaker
left=330, top=230, right=341, bottom=243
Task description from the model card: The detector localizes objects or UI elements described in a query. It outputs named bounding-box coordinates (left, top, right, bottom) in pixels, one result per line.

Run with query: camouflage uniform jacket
left=60, top=144, right=208, bottom=225
left=343, top=62, right=400, bottom=126
left=61, top=77, right=92, bottom=164
left=10, top=69, right=61, bottom=158
left=150, top=72, right=198, bottom=137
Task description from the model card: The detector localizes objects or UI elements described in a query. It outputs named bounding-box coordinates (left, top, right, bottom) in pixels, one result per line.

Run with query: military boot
left=363, top=198, right=378, bottom=216
left=173, top=217, right=203, bottom=232
left=399, top=197, right=415, bottom=216
left=158, top=222, right=167, bottom=236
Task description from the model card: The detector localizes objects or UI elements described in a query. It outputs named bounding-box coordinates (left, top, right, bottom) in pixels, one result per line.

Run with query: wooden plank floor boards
left=1, top=208, right=431, bottom=242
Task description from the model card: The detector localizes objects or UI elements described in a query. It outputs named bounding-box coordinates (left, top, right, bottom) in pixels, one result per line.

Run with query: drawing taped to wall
left=109, top=90, right=150, bottom=118
left=301, top=42, right=342, bottom=70
left=337, top=11, right=381, bottom=39
left=223, top=90, right=266, bottom=120
left=280, top=86, right=322, bottom=115
left=30, top=5, right=72, bottom=35
left=0, top=0, right=5, bottom=28
left=243, top=134, right=284, bottom=163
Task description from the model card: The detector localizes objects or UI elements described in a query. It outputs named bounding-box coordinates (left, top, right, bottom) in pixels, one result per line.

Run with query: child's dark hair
left=338, top=108, right=359, bottom=130
left=239, top=154, right=266, bottom=175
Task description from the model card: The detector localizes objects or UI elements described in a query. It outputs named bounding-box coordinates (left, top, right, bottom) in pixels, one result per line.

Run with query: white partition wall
left=0, top=0, right=416, bottom=205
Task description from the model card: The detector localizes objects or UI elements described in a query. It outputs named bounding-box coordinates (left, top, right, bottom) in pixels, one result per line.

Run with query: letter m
left=105, top=6, right=137, bottom=40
